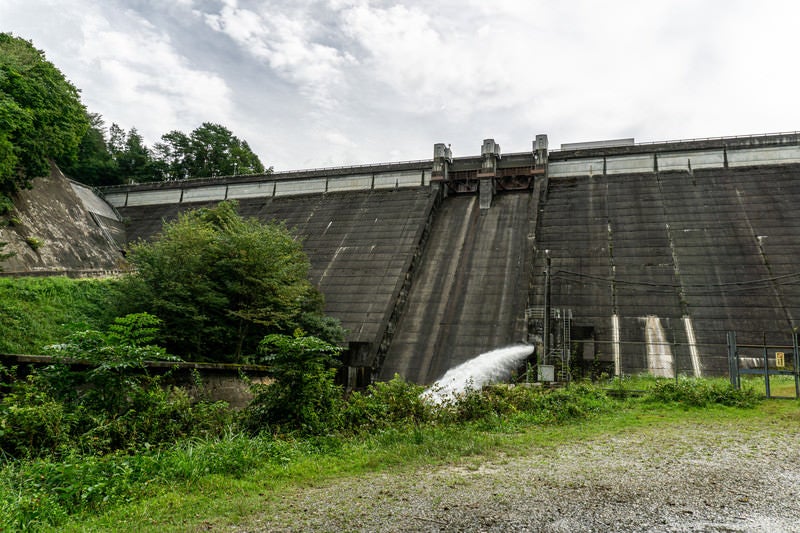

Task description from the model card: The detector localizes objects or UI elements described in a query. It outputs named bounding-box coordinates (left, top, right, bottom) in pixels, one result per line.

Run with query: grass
left=46, top=394, right=798, bottom=532
left=0, top=276, right=121, bottom=354
left=604, top=373, right=799, bottom=401
left=741, top=374, right=799, bottom=398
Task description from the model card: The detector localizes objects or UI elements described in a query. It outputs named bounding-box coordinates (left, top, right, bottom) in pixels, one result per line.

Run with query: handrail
left=101, top=131, right=800, bottom=190
left=271, top=157, right=431, bottom=176
left=100, top=157, right=432, bottom=191
left=549, top=131, right=800, bottom=153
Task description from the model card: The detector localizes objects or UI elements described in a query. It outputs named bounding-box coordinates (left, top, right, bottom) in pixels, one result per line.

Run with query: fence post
left=794, top=331, right=800, bottom=399
left=762, top=334, right=771, bottom=399
left=727, top=331, right=738, bottom=389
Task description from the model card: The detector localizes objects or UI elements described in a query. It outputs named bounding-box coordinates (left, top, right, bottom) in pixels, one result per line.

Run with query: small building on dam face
left=5, top=132, right=800, bottom=386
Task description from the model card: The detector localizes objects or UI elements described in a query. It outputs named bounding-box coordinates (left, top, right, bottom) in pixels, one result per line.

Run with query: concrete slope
left=380, top=192, right=535, bottom=384
left=0, top=164, right=124, bottom=274
left=659, top=166, right=798, bottom=367
left=533, top=164, right=800, bottom=376
left=118, top=188, right=437, bottom=373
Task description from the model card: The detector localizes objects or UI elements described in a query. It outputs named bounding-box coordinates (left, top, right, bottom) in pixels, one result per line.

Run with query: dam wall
left=118, top=187, right=438, bottom=385
left=83, top=132, right=800, bottom=380
left=102, top=164, right=431, bottom=209
left=548, top=131, right=800, bottom=177
left=6, top=132, right=800, bottom=383
left=379, top=188, right=539, bottom=383
left=0, top=164, right=125, bottom=275
left=532, top=163, right=800, bottom=376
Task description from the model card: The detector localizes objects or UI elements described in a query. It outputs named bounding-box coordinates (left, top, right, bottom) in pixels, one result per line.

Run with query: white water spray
left=422, top=344, right=535, bottom=404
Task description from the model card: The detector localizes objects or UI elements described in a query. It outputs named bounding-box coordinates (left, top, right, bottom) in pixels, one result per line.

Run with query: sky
left=3, top=0, right=800, bottom=171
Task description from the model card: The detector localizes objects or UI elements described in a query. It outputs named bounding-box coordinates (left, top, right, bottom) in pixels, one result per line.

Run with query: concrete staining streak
left=318, top=245, right=344, bottom=285
left=415, top=197, right=478, bottom=379
left=736, top=189, right=796, bottom=330
left=683, top=316, right=702, bottom=377
left=645, top=315, right=673, bottom=378
left=612, top=314, right=621, bottom=376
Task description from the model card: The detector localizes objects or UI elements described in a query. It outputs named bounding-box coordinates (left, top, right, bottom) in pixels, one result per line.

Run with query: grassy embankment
left=52, top=392, right=798, bottom=532
left=0, top=276, right=797, bottom=531
left=0, top=276, right=121, bottom=354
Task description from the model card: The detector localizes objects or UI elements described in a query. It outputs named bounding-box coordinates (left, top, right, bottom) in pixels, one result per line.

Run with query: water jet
left=421, top=344, right=535, bottom=403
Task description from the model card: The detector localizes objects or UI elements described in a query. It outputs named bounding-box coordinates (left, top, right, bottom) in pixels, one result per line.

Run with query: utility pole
left=542, top=250, right=551, bottom=378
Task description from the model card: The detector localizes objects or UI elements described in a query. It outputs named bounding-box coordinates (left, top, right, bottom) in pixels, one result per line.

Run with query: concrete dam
left=7, top=132, right=800, bottom=386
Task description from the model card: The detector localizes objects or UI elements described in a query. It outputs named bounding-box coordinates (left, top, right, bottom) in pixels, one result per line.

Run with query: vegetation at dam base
left=1, top=372, right=790, bottom=531
left=0, top=269, right=788, bottom=530
left=0, top=208, right=788, bottom=531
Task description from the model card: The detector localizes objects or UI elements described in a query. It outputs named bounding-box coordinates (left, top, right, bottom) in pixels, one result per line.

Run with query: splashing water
left=422, top=344, right=535, bottom=404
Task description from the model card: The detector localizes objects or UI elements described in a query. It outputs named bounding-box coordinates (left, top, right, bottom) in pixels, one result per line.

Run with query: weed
left=645, top=377, right=761, bottom=408
left=25, top=236, right=43, bottom=250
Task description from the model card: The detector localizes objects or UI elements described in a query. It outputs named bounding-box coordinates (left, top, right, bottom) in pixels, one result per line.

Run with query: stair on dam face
left=380, top=192, right=535, bottom=384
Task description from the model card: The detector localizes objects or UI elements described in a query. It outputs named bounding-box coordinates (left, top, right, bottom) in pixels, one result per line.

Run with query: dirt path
left=237, top=416, right=800, bottom=532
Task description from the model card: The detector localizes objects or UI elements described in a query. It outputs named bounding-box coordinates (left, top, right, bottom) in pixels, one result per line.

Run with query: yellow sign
left=776, top=352, right=785, bottom=368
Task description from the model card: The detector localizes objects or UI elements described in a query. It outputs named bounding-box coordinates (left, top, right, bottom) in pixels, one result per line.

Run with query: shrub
left=342, top=375, right=431, bottom=432
left=646, top=378, right=761, bottom=408
left=243, top=333, right=343, bottom=436
left=0, top=194, right=13, bottom=215
left=0, top=314, right=232, bottom=458
left=121, top=201, right=345, bottom=362
left=25, top=236, right=43, bottom=250
left=0, top=376, right=75, bottom=458
left=434, top=382, right=613, bottom=425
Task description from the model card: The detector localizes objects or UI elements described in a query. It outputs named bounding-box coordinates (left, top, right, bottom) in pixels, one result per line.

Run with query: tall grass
left=0, top=431, right=292, bottom=530
left=14, top=376, right=765, bottom=530
left=0, top=276, right=122, bottom=354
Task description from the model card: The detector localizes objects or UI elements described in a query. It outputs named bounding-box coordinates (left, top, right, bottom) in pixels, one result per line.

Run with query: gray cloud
left=3, top=0, right=800, bottom=169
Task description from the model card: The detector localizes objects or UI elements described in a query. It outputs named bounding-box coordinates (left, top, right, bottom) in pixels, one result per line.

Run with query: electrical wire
left=548, top=268, right=800, bottom=296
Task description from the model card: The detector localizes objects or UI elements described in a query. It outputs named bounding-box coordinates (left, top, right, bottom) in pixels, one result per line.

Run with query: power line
left=548, top=269, right=800, bottom=295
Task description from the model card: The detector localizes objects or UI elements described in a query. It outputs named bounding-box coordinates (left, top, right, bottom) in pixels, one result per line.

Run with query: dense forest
left=0, top=32, right=266, bottom=195
left=0, top=32, right=268, bottom=270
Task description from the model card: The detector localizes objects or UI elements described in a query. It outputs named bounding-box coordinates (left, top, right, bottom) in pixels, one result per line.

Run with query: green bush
left=342, top=375, right=431, bottom=432
left=645, top=378, right=761, bottom=408
left=25, top=236, right=43, bottom=250
left=0, top=194, right=13, bottom=215
left=434, top=382, right=613, bottom=425
left=0, top=376, right=75, bottom=458
left=243, top=333, right=343, bottom=436
left=121, top=201, right=345, bottom=362
left=0, top=314, right=232, bottom=458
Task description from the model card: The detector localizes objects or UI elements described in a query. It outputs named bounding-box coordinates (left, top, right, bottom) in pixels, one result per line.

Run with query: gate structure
left=727, top=332, right=800, bottom=399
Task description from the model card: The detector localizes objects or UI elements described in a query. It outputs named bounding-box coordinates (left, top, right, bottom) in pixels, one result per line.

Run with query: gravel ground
left=237, top=417, right=800, bottom=532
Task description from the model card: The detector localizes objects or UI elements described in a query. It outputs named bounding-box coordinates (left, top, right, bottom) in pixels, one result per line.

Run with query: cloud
left=200, top=0, right=354, bottom=109
left=5, top=0, right=800, bottom=169
left=338, top=2, right=531, bottom=118
left=74, top=10, right=233, bottom=143
left=0, top=0, right=234, bottom=146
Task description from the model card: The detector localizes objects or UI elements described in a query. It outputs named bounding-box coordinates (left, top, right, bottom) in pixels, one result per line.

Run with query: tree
left=243, top=333, right=343, bottom=435
left=60, top=113, right=121, bottom=186
left=122, top=200, right=343, bottom=361
left=152, top=130, right=192, bottom=180
left=0, top=33, right=88, bottom=194
left=111, top=126, right=159, bottom=183
left=152, top=122, right=265, bottom=180
left=183, top=123, right=265, bottom=178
